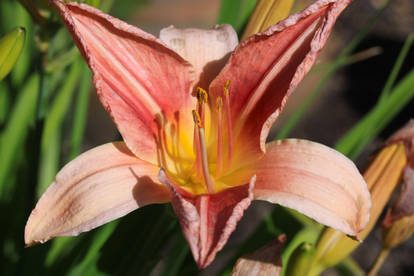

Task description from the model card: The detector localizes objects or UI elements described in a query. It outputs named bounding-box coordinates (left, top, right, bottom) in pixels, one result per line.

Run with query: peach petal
left=51, top=0, right=196, bottom=164
left=25, top=142, right=169, bottom=246
left=253, top=139, right=371, bottom=236
left=160, top=25, right=238, bottom=90
left=159, top=169, right=255, bottom=269
left=210, top=0, right=352, bottom=156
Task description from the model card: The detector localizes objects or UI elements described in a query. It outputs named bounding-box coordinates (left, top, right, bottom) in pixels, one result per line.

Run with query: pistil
left=193, top=109, right=214, bottom=193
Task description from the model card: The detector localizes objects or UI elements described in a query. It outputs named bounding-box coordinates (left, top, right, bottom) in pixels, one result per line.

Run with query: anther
left=192, top=109, right=201, bottom=128
left=224, top=80, right=231, bottom=93
left=216, top=97, right=223, bottom=113
left=196, top=87, right=208, bottom=103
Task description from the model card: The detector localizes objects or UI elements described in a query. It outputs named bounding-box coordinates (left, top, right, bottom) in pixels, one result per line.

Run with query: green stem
left=367, top=248, right=390, bottom=276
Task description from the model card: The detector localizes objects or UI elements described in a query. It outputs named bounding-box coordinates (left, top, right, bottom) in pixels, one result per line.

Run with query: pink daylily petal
left=159, top=169, right=255, bottom=269
left=253, top=139, right=371, bottom=236
left=160, top=25, right=238, bottom=90
left=25, top=142, right=170, bottom=246
left=51, top=0, right=196, bottom=164
left=210, top=0, right=351, bottom=155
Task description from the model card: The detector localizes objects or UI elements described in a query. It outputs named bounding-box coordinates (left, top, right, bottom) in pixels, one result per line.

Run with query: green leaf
left=68, top=62, right=91, bottom=161
left=335, top=257, right=365, bottom=276
left=335, top=34, right=414, bottom=159
left=37, top=58, right=81, bottom=196
left=45, top=237, right=82, bottom=267
left=0, top=73, right=40, bottom=199
left=0, top=82, right=10, bottom=124
left=159, top=231, right=189, bottom=276
left=378, top=34, right=414, bottom=102
left=67, top=221, right=118, bottom=276
left=346, top=68, right=414, bottom=160
left=217, top=0, right=257, bottom=33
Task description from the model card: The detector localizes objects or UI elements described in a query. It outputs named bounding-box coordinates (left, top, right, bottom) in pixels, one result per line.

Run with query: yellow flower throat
left=158, top=81, right=235, bottom=195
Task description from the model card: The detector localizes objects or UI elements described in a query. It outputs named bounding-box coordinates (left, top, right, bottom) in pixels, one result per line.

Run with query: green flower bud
left=0, top=27, right=26, bottom=82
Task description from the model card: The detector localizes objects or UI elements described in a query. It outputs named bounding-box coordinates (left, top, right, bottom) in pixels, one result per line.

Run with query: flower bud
left=383, top=211, right=414, bottom=250
left=381, top=119, right=414, bottom=249
left=285, top=242, right=314, bottom=276
left=0, top=27, right=26, bottom=81
left=241, top=0, right=294, bottom=41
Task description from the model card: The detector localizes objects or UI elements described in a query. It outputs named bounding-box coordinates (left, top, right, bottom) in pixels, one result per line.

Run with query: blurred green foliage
left=0, top=0, right=413, bottom=275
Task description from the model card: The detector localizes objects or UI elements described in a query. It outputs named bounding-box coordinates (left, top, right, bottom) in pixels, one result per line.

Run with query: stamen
left=192, top=109, right=214, bottom=193
left=223, top=80, right=234, bottom=166
left=216, top=97, right=223, bottom=177
left=196, top=87, right=208, bottom=103
left=192, top=110, right=201, bottom=128
left=192, top=110, right=202, bottom=178
left=196, top=87, right=208, bottom=128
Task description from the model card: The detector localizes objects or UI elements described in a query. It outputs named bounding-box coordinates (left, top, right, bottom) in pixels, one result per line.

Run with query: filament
left=223, top=80, right=233, bottom=166
left=192, top=109, right=214, bottom=193
left=216, top=97, right=223, bottom=177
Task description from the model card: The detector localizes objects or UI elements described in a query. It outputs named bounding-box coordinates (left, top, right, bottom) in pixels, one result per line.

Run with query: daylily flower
left=25, top=0, right=371, bottom=269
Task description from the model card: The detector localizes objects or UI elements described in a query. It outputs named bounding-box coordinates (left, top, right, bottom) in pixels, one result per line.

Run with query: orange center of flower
left=159, top=81, right=238, bottom=195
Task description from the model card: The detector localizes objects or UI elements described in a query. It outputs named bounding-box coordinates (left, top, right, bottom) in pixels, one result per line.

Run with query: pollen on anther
left=196, top=87, right=208, bottom=103
left=192, top=110, right=202, bottom=127
left=216, top=97, right=223, bottom=113
left=223, top=80, right=231, bottom=95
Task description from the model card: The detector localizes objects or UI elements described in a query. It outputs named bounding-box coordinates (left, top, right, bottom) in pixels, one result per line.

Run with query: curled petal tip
left=254, top=139, right=371, bottom=236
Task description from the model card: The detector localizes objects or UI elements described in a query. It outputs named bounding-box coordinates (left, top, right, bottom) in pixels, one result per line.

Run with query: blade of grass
left=123, top=210, right=178, bottom=276
left=379, top=34, right=414, bottom=102
left=335, top=257, right=365, bottom=276
left=45, top=237, right=83, bottom=267
left=0, top=82, right=10, bottom=125
left=346, top=68, right=414, bottom=160
left=67, top=221, right=119, bottom=276
left=68, top=61, right=91, bottom=161
left=335, top=34, right=414, bottom=158
left=0, top=73, right=40, bottom=200
left=275, top=0, right=391, bottom=140
left=37, top=58, right=81, bottom=196
left=310, top=46, right=382, bottom=74
left=159, top=231, right=189, bottom=276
